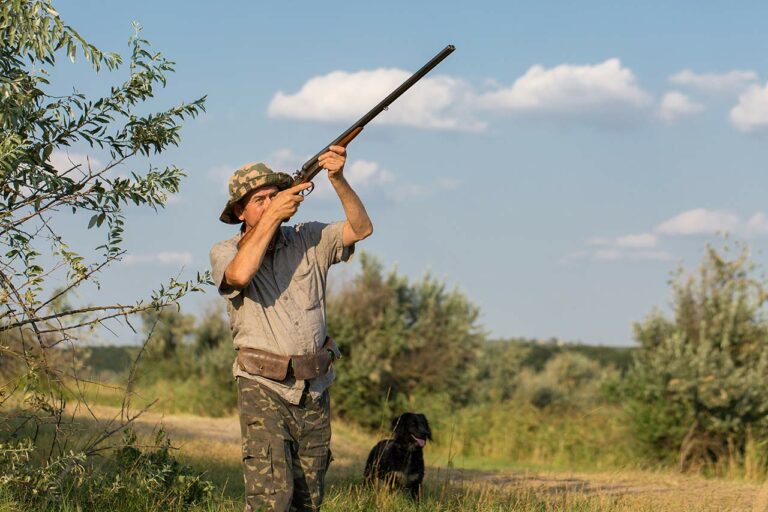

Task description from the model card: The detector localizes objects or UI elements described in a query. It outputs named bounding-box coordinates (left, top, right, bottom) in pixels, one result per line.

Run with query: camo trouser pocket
left=243, top=438, right=274, bottom=494
left=243, top=437, right=292, bottom=511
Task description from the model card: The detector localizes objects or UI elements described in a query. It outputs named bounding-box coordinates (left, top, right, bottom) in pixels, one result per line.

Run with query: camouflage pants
left=237, top=377, right=332, bottom=512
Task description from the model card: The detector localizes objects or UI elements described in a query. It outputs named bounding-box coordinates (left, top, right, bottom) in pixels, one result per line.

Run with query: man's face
left=235, top=185, right=279, bottom=229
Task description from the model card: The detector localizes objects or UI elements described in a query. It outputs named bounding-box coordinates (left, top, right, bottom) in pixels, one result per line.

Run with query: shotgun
left=291, top=45, right=456, bottom=194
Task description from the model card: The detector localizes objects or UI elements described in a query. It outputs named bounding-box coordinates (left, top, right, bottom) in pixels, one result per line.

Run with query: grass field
left=38, top=404, right=759, bottom=512
left=4, top=369, right=765, bottom=511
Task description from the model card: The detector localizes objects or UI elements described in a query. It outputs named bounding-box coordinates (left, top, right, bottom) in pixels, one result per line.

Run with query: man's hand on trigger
left=266, top=182, right=312, bottom=222
left=318, top=145, right=346, bottom=179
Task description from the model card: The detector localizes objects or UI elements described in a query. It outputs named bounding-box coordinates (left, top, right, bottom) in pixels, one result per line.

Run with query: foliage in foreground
left=0, top=428, right=211, bottom=511
left=0, top=0, right=208, bottom=507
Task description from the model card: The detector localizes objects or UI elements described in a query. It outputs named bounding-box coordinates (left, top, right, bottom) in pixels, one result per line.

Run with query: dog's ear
left=418, top=413, right=432, bottom=440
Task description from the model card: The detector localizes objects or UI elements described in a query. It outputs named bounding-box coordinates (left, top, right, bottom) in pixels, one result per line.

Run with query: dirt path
left=83, top=406, right=765, bottom=511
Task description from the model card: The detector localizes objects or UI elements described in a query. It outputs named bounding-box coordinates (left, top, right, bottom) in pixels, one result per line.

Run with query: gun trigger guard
left=299, top=182, right=314, bottom=197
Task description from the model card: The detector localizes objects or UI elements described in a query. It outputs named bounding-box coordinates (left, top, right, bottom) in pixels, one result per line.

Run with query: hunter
left=209, top=146, right=373, bottom=512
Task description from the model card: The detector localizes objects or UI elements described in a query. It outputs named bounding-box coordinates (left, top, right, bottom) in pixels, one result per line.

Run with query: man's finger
left=328, top=145, right=346, bottom=156
left=319, top=152, right=340, bottom=163
left=284, top=182, right=313, bottom=194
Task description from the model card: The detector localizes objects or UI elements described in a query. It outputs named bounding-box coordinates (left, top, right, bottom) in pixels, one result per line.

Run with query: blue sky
left=48, top=0, right=768, bottom=345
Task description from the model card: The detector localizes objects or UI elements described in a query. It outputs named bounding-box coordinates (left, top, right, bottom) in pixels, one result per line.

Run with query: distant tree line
left=132, top=242, right=768, bottom=475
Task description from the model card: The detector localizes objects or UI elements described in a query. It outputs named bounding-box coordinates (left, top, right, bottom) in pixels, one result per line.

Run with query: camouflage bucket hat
left=219, top=162, right=293, bottom=224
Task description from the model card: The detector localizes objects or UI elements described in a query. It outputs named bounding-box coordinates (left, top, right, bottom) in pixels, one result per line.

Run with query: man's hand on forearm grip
left=319, top=145, right=346, bottom=179
left=265, top=182, right=313, bottom=222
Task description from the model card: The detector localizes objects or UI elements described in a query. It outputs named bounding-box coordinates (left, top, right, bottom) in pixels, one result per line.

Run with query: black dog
left=364, top=412, right=432, bottom=499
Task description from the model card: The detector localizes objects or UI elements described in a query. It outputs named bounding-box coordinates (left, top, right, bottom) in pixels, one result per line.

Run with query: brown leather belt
left=236, top=337, right=339, bottom=381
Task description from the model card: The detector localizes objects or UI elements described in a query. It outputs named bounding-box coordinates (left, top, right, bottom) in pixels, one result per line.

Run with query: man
left=209, top=146, right=372, bottom=512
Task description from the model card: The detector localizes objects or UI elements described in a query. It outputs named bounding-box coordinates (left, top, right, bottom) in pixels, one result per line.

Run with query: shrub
left=514, top=352, right=611, bottom=409
left=327, top=253, right=484, bottom=428
left=626, top=242, right=768, bottom=470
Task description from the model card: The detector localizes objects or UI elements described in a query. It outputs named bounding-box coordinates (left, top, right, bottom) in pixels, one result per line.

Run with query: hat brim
left=219, top=172, right=293, bottom=224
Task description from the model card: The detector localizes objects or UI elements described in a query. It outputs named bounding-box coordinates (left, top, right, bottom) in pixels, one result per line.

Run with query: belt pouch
left=237, top=348, right=290, bottom=381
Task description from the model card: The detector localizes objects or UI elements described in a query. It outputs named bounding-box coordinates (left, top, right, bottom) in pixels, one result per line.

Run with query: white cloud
left=581, top=233, right=666, bottom=263
left=477, top=58, right=652, bottom=120
left=309, top=159, right=395, bottom=199
left=268, top=69, right=484, bottom=131
left=313, top=159, right=396, bottom=197
left=657, top=91, right=705, bottom=123
left=655, top=209, right=768, bottom=238
left=576, top=208, right=768, bottom=265
left=615, top=233, right=658, bottom=248
left=122, top=252, right=193, bottom=266
left=346, top=160, right=394, bottom=188
left=730, top=83, right=768, bottom=132
left=746, top=213, right=768, bottom=235
left=594, top=249, right=623, bottom=262
left=588, top=233, right=657, bottom=248
left=631, top=250, right=674, bottom=261
left=595, top=249, right=673, bottom=262
left=656, top=208, right=740, bottom=236
left=669, top=69, right=758, bottom=93
left=587, top=237, right=612, bottom=247
left=48, top=151, right=103, bottom=177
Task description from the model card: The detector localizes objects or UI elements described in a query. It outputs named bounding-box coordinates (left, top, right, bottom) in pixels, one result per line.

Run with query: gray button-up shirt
left=209, top=221, right=353, bottom=404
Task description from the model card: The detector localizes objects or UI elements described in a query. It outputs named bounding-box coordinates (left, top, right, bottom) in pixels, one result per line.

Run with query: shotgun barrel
left=291, top=45, right=456, bottom=189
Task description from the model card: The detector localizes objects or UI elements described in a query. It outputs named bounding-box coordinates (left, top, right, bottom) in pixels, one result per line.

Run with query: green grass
left=0, top=407, right=761, bottom=512
left=3, top=369, right=762, bottom=512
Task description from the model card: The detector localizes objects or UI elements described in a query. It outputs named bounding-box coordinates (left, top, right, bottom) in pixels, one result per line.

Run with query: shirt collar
left=273, top=227, right=287, bottom=251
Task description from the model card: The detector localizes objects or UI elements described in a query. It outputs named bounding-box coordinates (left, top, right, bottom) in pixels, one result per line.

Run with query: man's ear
left=233, top=203, right=245, bottom=222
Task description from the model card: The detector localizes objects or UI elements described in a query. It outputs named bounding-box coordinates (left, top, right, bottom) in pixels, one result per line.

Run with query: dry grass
left=93, top=406, right=761, bottom=511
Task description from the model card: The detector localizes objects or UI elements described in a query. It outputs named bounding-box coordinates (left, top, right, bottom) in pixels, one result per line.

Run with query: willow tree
left=0, top=0, right=208, bottom=499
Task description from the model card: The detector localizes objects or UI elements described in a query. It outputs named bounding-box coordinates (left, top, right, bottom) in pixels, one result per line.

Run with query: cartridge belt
left=236, top=336, right=338, bottom=381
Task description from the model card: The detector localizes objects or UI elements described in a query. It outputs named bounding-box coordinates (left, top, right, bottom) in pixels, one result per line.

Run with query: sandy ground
left=79, top=405, right=766, bottom=511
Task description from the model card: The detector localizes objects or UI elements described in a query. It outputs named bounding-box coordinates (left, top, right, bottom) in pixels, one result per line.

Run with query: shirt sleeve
left=209, top=239, right=241, bottom=299
left=299, top=221, right=354, bottom=271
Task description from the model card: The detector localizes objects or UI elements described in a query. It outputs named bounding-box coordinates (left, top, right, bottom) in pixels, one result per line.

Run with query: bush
left=0, top=428, right=212, bottom=511
left=327, top=253, right=484, bottom=428
left=626, top=242, right=768, bottom=470
left=514, top=352, right=613, bottom=409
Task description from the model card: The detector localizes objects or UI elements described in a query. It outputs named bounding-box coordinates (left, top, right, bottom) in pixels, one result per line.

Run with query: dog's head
left=391, top=412, right=432, bottom=450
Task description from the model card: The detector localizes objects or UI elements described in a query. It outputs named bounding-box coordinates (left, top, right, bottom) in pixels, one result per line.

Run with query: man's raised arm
left=320, top=145, right=374, bottom=247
